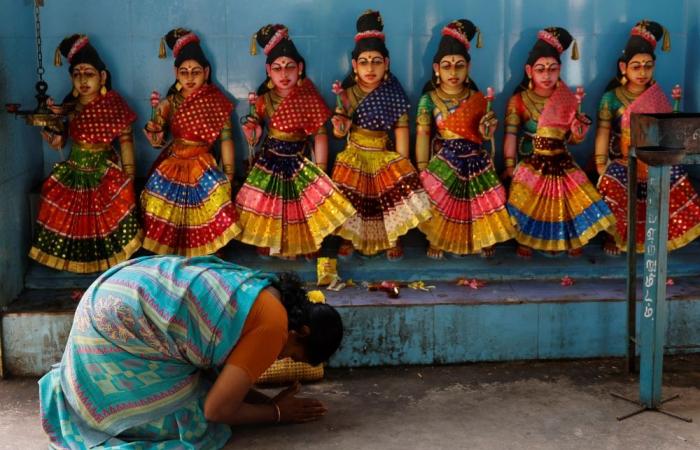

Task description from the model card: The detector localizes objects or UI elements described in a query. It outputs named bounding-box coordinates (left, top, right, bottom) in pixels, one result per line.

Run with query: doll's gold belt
left=268, top=128, right=306, bottom=142
left=74, top=142, right=112, bottom=152
left=533, top=136, right=565, bottom=155
left=348, top=127, right=389, bottom=151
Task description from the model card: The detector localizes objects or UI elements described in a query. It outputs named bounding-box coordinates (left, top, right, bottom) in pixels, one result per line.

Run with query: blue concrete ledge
left=12, top=233, right=700, bottom=372
left=327, top=278, right=700, bottom=367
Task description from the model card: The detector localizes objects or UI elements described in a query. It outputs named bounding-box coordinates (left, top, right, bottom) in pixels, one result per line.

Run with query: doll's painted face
left=620, top=53, right=655, bottom=90
left=525, top=57, right=560, bottom=91
left=175, top=59, right=209, bottom=96
left=352, top=51, right=389, bottom=89
left=266, top=56, right=302, bottom=92
left=71, top=63, right=106, bottom=101
left=433, top=55, right=469, bottom=93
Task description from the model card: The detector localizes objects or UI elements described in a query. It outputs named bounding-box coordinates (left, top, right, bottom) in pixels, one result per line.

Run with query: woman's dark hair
left=271, top=272, right=343, bottom=365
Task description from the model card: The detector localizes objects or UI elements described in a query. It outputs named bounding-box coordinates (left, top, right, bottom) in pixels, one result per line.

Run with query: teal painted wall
left=1, top=0, right=698, bottom=303
left=0, top=2, right=44, bottom=305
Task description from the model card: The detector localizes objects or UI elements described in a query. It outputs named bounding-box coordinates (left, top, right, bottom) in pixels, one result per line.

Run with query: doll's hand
left=478, top=111, right=498, bottom=140
left=273, top=382, right=327, bottom=424
left=46, top=97, right=65, bottom=115
left=595, top=158, right=608, bottom=176
left=41, top=129, right=64, bottom=149
left=242, top=118, right=262, bottom=146
left=331, top=114, right=350, bottom=138
left=143, top=121, right=165, bottom=148
left=500, top=166, right=515, bottom=181
left=570, top=113, right=592, bottom=142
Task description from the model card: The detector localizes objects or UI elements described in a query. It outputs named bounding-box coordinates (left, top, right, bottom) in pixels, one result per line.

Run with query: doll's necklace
left=437, top=86, right=469, bottom=100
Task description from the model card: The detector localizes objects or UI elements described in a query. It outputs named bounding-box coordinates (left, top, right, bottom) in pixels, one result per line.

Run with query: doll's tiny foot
left=304, top=251, right=319, bottom=262
left=516, top=245, right=532, bottom=259
left=257, top=247, right=271, bottom=260
left=567, top=248, right=583, bottom=258
left=603, top=238, right=622, bottom=256
left=480, top=246, right=495, bottom=258
left=386, top=245, right=404, bottom=261
left=426, top=246, right=444, bottom=260
left=338, top=241, right=354, bottom=260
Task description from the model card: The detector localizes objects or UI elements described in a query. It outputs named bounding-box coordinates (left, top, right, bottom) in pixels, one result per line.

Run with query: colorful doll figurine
left=595, top=20, right=700, bottom=255
left=415, top=19, right=515, bottom=259
left=142, top=28, right=240, bottom=256
left=29, top=34, right=141, bottom=273
left=502, top=27, right=615, bottom=258
left=331, top=9, right=431, bottom=261
left=235, top=24, right=356, bottom=260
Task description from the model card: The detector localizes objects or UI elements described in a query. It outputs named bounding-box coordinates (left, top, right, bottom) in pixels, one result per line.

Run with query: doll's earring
left=100, top=85, right=107, bottom=96
left=297, top=71, right=303, bottom=87
left=353, top=71, right=358, bottom=83
left=72, top=88, right=79, bottom=98
left=267, top=78, right=275, bottom=89
left=383, top=72, right=388, bottom=81
left=620, top=72, right=627, bottom=86
left=175, top=81, right=182, bottom=91
left=435, top=72, right=440, bottom=85
left=527, top=77, right=533, bottom=90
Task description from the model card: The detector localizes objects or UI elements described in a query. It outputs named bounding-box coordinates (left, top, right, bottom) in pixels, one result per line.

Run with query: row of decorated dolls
left=28, top=11, right=700, bottom=274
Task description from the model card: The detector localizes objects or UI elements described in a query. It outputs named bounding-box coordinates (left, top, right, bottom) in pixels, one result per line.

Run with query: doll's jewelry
left=504, top=157, right=516, bottom=168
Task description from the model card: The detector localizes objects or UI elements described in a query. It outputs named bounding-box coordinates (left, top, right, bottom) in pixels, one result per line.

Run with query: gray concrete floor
left=2, top=357, right=700, bottom=450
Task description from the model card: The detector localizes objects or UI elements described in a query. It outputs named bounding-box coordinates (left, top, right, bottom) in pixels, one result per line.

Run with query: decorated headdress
left=251, top=24, right=304, bottom=65
left=54, top=34, right=106, bottom=72
left=526, top=26, right=578, bottom=65
left=352, top=9, right=389, bottom=59
left=423, top=19, right=481, bottom=93
left=434, top=19, right=481, bottom=64
left=622, top=20, right=669, bottom=61
left=159, top=28, right=210, bottom=69
left=604, top=20, right=669, bottom=91
left=251, top=24, right=307, bottom=95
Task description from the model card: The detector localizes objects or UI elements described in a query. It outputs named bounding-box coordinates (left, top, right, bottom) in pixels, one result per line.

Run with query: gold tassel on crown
left=250, top=33, right=258, bottom=56
left=476, top=28, right=483, bottom=49
left=53, top=46, right=62, bottom=67
left=158, top=37, right=166, bottom=59
left=571, top=39, right=579, bottom=60
left=662, top=27, right=671, bottom=52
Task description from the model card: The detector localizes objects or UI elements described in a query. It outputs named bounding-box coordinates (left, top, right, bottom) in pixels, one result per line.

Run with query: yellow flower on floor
left=307, top=290, right=326, bottom=304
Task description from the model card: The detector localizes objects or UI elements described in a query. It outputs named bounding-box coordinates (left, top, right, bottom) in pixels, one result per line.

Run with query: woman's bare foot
left=338, top=240, right=354, bottom=260
left=516, top=245, right=532, bottom=259
left=603, top=236, right=621, bottom=256
left=426, top=246, right=444, bottom=260
left=567, top=247, right=583, bottom=258
left=386, top=245, right=404, bottom=261
left=480, top=246, right=495, bottom=258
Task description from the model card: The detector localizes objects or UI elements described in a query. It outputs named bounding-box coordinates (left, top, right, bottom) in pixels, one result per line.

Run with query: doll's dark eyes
left=270, top=62, right=298, bottom=72
left=532, top=65, right=559, bottom=74
left=357, top=57, right=385, bottom=67
left=628, top=62, right=655, bottom=71
left=439, top=61, right=467, bottom=70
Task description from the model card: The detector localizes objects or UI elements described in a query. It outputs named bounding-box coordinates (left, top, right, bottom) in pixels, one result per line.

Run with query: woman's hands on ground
left=273, top=381, right=327, bottom=423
